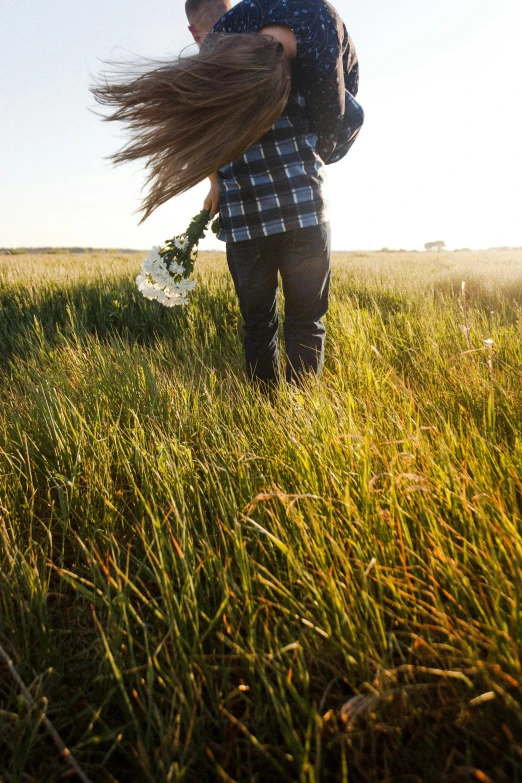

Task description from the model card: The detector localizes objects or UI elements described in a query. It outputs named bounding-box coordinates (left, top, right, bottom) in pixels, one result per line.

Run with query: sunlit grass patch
left=1, top=249, right=521, bottom=782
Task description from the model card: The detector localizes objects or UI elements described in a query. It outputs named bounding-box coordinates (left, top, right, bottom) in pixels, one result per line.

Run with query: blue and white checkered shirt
left=211, top=0, right=364, bottom=243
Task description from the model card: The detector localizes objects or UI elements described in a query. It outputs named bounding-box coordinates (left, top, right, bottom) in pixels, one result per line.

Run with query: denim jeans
left=226, top=222, right=331, bottom=384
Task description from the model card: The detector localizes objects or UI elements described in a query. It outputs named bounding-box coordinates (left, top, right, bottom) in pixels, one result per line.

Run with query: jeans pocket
left=290, top=222, right=330, bottom=255
left=227, top=240, right=263, bottom=290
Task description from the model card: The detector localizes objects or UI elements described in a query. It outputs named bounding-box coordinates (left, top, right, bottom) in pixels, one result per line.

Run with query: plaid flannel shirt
left=211, top=0, right=364, bottom=243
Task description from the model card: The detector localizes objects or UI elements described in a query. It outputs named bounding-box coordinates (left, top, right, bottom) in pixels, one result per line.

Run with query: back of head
left=92, top=33, right=291, bottom=222
left=185, top=0, right=228, bottom=21
left=185, top=0, right=230, bottom=44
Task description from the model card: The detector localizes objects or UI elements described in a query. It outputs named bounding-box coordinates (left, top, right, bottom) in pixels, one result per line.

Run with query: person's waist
left=219, top=134, right=323, bottom=177
left=218, top=159, right=326, bottom=193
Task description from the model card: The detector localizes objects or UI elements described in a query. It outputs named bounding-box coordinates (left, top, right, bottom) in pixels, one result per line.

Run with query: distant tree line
left=424, top=240, right=446, bottom=251
left=0, top=247, right=143, bottom=255
left=378, top=247, right=419, bottom=253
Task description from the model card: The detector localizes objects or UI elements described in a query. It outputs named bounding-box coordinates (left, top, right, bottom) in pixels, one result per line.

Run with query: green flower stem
left=160, top=209, right=213, bottom=276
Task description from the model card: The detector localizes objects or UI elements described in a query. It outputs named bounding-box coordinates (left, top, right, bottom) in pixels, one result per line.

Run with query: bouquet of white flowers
left=136, top=209, right=216, bottom=307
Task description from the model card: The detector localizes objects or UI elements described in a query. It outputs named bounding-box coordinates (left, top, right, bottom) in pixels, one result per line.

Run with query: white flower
left=484, top=339, right=494, bottom=347
left=152, top=271, right=171, bottom=288
left=156, top=290, right=173, bottom=306
left=142, top=258, right=160, bottom=277
left=136, top=211, right=207, bottom=307
left=164, top=288, right=186, bottom=307
left=177, top=278, right=196, bottom=291
left=142, top=247, right=162, bottom=267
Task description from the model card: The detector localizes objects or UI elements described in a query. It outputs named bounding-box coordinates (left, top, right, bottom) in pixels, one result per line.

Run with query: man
left=186, top=0, right=364, bottom=386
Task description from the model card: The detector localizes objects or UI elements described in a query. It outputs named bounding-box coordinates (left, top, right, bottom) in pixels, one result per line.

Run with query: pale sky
left=1, top=0, right=521, bottom=251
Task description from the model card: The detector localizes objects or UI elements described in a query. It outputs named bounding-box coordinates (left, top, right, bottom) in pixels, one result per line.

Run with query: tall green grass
left=1, top=249, right=521, bottom=782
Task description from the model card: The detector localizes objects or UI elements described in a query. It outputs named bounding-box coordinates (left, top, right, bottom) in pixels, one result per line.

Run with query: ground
left=1, top=249, right=521, bottom=782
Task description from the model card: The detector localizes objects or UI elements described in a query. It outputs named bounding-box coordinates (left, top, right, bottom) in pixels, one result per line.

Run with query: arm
left=267, top=3, right=347, bottom=161
left=203, top=172, right=220, bottom=216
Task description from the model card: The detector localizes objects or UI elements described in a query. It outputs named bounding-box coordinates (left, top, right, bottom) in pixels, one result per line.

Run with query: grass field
left=1, top=248, right=521, bottom=782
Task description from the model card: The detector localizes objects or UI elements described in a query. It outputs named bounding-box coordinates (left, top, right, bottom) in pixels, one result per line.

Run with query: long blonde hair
left=91, top=34, right=291, bottom=222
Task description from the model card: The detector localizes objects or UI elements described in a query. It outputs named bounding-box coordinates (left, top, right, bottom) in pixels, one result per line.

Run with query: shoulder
left=265, top=0, right=342, bottom=57
left=211, top=0, right=267, bottom=33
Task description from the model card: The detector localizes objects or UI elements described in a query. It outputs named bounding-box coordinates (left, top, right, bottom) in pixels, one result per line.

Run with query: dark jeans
left=226, top=222, right=331, bottom=384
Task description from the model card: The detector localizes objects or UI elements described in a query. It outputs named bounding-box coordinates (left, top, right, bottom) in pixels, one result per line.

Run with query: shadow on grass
left=3, top=271, right=520, bottom=373
left=0, top=276, right=241, bottom=370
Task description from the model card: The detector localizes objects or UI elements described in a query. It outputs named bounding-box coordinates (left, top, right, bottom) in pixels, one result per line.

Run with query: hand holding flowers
left=136, top=209, right=217, bottom=307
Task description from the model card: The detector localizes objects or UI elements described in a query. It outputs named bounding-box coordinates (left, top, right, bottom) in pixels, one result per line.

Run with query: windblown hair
left=91, top=34, right=291, bottom=222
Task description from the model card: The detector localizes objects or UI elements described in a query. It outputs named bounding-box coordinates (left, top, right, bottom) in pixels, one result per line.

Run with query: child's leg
left=279, top=222, right=331, bottom=383
left=226, top=235, right=281, bottom=384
